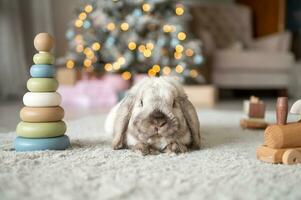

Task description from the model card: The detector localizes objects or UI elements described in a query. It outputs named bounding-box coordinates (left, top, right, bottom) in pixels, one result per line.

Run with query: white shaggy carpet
left=1, top=110, right=301, bottom=200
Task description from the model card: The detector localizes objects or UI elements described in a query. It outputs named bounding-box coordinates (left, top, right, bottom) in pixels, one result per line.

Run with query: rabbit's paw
left=165, top=142, right=188, bottom=154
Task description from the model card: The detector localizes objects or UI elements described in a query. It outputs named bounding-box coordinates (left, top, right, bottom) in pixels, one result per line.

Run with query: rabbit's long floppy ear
left=112, top=94, right=135, bottom=150
left=179, top=97, right=201, bottom=149
left=163, top=76, right=201, bottom=149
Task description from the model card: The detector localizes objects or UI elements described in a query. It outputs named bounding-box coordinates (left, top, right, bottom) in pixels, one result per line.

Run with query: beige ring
left=20, top=106, right=64, bottom=122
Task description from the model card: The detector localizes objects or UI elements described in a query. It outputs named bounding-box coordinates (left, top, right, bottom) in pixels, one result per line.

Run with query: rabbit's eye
left=140, top=100, right=143, bottom=107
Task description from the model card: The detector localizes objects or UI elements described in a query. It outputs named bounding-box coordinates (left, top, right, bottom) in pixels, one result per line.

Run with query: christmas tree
left=64, top=0, right=205, bottom=83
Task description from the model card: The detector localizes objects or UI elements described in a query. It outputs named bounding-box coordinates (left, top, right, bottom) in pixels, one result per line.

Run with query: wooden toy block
left=248, top=102, right=265, bottom=118
left=256, top=145, right=301, bottom=164
left=264, top=122, right=301, bottom=148
left=276, top=97, right=288, bottom=125
left=240, top=118, right=268, bottom=129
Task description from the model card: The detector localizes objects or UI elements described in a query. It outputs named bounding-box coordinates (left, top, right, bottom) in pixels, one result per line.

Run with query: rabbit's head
left=112, top=77, right=201, bottom=149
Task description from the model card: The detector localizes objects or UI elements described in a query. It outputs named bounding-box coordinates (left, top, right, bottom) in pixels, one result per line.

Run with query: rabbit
left=105, top=76, right=201, bottom=155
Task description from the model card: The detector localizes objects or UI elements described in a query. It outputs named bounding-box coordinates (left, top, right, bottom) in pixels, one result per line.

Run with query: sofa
left=190, top=4, right=294, bottom=90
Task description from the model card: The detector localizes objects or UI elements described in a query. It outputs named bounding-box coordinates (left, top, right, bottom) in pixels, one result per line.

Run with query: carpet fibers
left=1, top=110, right=301, bottom=200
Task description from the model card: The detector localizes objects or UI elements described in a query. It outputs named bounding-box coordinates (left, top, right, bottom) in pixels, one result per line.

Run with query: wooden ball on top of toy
left=34, top=33, right=54, bottom=52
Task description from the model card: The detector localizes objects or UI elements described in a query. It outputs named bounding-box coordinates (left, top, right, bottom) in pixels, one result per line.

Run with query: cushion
left=213, top=71, right=289, bottom=89
left=213, top=50, right=294, bottom=71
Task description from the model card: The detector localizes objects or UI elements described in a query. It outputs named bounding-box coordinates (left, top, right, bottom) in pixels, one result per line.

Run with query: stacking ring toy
left=14, top=135, right=70, bottom=151
left=33, top=52, right=55, bottom=64
left=27, top=78, right=58, bottom=92
left=30, top=64, right=55, bottom=78
left=16, top=121, right=66, bottom=138
left=23, top=92, right=61, bottom=107
left=20, top=106, right=64, bottom=122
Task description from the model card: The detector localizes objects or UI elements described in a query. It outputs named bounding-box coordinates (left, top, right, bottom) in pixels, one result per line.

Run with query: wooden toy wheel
left=282, top=149, right=301, bottom=165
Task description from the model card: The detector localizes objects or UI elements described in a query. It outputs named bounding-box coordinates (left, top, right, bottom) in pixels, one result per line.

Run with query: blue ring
left=30, top=65, right=55, bottom=78
left=14, top=135, right=70, bottom=151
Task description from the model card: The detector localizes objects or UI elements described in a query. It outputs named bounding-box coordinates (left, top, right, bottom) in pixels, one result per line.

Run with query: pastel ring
left=27, top=78, right=58, bottom=92
left=30, top=65, right=55, bottom=78
left=23, top=92, right=61, bottom=107
left=20, top=106, right=64, bottom=122
left=33, top=52, right=55, bottom=65
left=14, top=135, right=70, bottom=151
left=16, top=121, right=66, bottom=138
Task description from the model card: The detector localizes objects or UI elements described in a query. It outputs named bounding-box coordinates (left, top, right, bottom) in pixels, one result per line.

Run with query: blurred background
left=0, top=0, right=300, bottom=130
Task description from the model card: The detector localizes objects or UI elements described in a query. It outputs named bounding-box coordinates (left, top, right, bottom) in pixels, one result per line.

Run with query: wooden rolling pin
left=264, top=122, right=301, bottom=148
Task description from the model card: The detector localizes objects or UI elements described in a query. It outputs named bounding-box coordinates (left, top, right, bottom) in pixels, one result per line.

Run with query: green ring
left=27, top=78, right=58, bottom=92
left=33, top=52, right=55, bottom=65
left=16, top=121, right=66, bottom=138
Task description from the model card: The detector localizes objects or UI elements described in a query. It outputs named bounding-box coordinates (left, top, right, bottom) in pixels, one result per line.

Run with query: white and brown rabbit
left=105, top=77, right=201, bottom=155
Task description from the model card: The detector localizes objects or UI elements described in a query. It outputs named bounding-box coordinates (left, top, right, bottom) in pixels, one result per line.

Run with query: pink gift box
left=58, top=74, right=129, bottom=108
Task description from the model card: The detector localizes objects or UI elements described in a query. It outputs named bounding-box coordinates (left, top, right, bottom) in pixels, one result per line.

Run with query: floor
left=1, top=103, right=301, bottom=200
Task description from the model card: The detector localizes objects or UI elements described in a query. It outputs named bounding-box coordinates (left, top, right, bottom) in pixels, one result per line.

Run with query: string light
left=104, top=63, right=113, bottom=71
left=128, top=42, right=137, bottom=50
left=175, top=5, right=184, bottom=16
left=83, top=47, right=91, bottom=55
left=142, top=3, right=151, bottom=12
left=86, top=52, right=94, bottom=59
left=76, top=44, right=84, bottom=53
left=148, top=68, right=156, bottom=76
left=75, top=19, right=83, bottom=28
left=175, top=65, right=184, bottom=73
left=138, top=45, right=146, bottom=52
left=113, top=62, right=120, bottom=70
left=84, top=59, right=92, bottom=67
left=84, top=47, right=94, bottom=59
left=107, top=22, right=116, bottom=31
left=78, top=12, right=87, bottom=20
left=178, top=32, right=186, bottom=40
left=66, top=60, right=74, bottom=69
left=84, top=4, right=93, bottom=13
left=163, top=25, right=172, bottom=33
left=146, top=42, right=154, bottom=50
left=143, top=49, right=152, bottom=57
left=152, top=64, right=160, bottom=72
left=162, top=66, right=171, bottom=75
left=122, top=71, right=132, bottom=80
left=174, top=52, right=182, bottom=59
left=120, top=22, right=129, bottom=31
left=185, top=49, right=194, bottom=57
left=117, top=57, right=126, bottom=65
left=189, top=69, right=198, bottom=78
left=175, top=44, right=184, bottom=52
left=92, top=42, right=101, bottom=51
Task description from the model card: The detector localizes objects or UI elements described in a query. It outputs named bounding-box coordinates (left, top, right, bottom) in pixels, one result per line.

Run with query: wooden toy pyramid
left=14, top=33, right=70, bottom=151
left=257, top=97, right=301, bottom=165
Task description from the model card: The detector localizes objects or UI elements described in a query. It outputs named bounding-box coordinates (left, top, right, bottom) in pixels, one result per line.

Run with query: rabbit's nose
left=152, top=110, right=165, bottom=119
left=151, top=111, right=167, bottom=127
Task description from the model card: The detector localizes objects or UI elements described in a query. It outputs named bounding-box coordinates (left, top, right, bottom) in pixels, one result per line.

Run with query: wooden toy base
left=256, top=145, right=301, bottom=164
left=240, top=118, right=268, bottom=130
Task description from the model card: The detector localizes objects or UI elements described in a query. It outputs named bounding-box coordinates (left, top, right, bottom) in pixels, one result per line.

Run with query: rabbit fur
left=105, top=77, right=201, bottom=155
